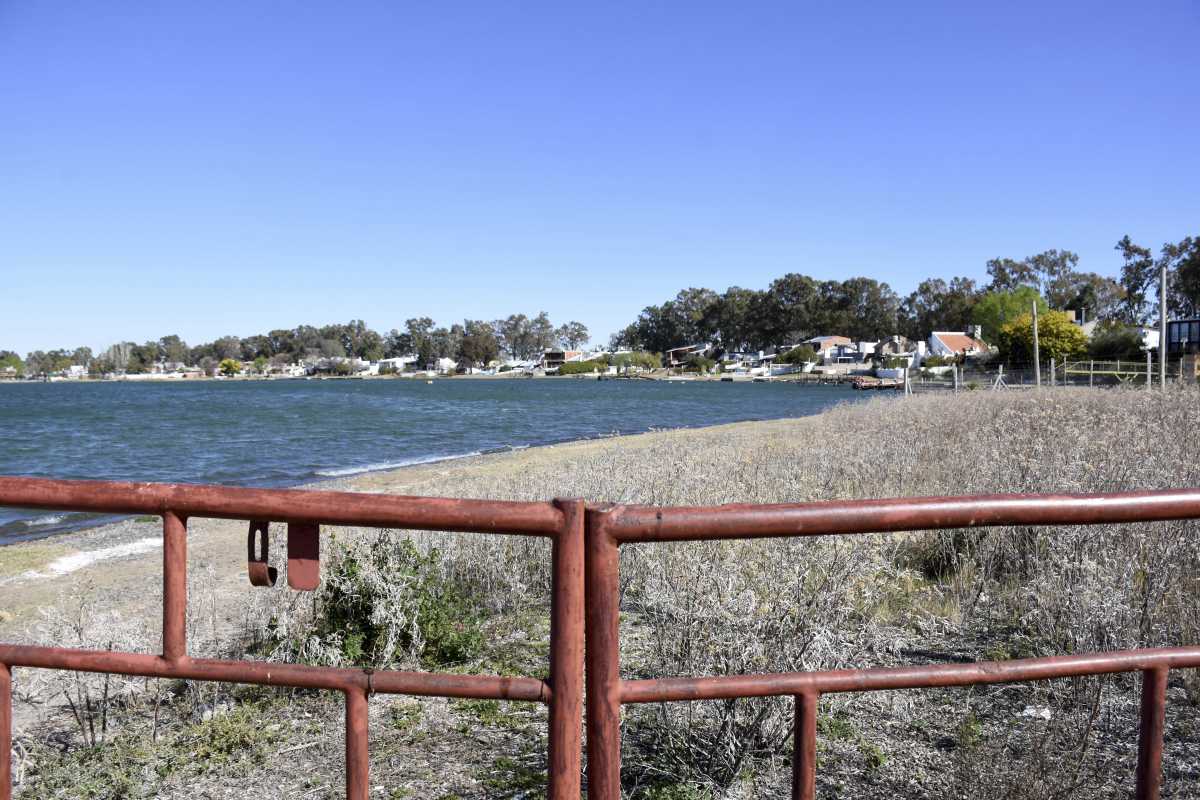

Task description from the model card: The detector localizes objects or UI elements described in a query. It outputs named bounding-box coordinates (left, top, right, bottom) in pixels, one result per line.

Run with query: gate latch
left=247, top=520, right=321, bottom=591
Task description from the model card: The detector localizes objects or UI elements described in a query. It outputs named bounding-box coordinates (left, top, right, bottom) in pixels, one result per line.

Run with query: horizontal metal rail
left=0, top=476, right=564, bottom=535
left=0, top=477, right=584, bottom=800
left=585, top=493, right=1200, bottom=800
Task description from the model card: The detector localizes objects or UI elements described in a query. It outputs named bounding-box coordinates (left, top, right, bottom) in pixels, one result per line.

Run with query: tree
left=556, top=321, right=590, bottom=349
left=1116, top=236, right=1156, bottom=324
left=529, top=312, right=557, bottom=353
left=384, top=328, right=413, bottom=358
left=900, top=277, right=979, bottom=340
left=405, top=317, right=436, bottom=361
left=218, top=358, right=242, bottom=377
left=757, top=274, right=819, bottom=346
left=986, top=257, right=1039, bottom=291
left=0, top=351, right=23, bottom=376
left=987, top=249, right=1084, bottom=310
left=705, top=287, right=764, bottom=353
left=1163, top=236, right=1200, bottom=318
left=973, top=288, right=1048, bottom=343
left=1087, top=322, right=1147, bottom=361
left=997, top=311, right=1087, bottom=364
left=125, top=341, right=159, bottom=374
left=70, top=347, right=93, bottom=367
left=1027, top=249, right=1081, bottom=308
left=836, top=277, right=901, bottom=341
left=212, top=336, right=242, bottom=361
left=1065, top=272, right=1124, bottom=323
left=253, top=355, right=269, bottom=374
left=458, top=320, right=500, bottom=367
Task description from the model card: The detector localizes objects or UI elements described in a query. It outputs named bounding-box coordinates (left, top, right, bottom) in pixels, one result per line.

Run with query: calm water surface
left=0, top=378, right=861, bottom=542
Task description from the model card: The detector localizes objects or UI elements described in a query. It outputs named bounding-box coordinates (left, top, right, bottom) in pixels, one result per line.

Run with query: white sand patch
left=41, top=537, right=163, bottom=577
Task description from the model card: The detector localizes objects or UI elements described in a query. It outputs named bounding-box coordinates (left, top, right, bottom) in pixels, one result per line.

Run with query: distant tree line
left=612, top=235, right=1200, bottom=355
left=5, top=314, right=591, bottom=377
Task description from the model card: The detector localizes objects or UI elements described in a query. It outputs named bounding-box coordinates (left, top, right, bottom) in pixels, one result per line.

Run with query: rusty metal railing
left=0, top=477, right=585, bottom=800
left=3, top=479, right=1200, bottom=798
left=584, top=491, right=1200, bottom=800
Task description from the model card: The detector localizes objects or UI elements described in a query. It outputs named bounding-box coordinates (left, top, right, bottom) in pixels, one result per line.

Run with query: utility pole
left=1032, top=301, right=1041, bottom=388
left=1160, top=260, right=1168, bottom=390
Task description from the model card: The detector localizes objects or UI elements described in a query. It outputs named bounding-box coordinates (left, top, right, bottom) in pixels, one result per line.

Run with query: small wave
left=315, top=452, right=483, bottom=477
left=21, top=514, right=66, bottom=527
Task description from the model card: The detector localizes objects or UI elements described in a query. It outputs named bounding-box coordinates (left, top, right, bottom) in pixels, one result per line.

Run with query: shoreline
left=0, top=414, right=812, bottom=637
left=1, top=381, right=857, bottom=545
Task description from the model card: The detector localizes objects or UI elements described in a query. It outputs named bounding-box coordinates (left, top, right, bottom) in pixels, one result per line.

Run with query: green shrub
left=611, top=351, right=662, bottom=371
left=684, top=355, right=716, bottom=373
left=312, top=537, right=483, bottom=668
left=1088, top=323, right=1146, bottom=361
left=778, top=345, right=817, bottom=365
left=922, top=354, right=953, bottom=367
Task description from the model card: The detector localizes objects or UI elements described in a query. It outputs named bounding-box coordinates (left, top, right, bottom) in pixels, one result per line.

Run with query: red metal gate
left=0, top=477, right=584, bottom=800
left=2, top=478, right=1200, bottom=798
left=584, top=491, right=1200, bottom=800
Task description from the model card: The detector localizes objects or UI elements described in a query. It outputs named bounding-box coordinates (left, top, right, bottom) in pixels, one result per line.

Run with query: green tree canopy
left=973, top=288, right=1048, bottom=343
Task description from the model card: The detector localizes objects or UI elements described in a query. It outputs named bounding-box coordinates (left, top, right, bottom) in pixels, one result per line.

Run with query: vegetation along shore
left=2, top=387, right=1198, bottom=798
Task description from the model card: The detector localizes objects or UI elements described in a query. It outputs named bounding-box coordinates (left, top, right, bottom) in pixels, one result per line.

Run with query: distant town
left=3, top=236, right=1198, bottom=383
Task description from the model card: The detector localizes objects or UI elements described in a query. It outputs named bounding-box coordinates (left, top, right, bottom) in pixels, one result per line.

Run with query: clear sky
left=2, top=0, right=1198, bottom=354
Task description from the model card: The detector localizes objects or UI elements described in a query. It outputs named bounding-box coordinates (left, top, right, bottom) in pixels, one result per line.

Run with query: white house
left=377, top=356, right=420, bottom=373
left=928, top=329, right=988, bottom=358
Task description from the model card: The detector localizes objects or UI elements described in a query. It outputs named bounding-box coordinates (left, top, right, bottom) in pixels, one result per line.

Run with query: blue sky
left=2, top=0, right=1197, bottom=354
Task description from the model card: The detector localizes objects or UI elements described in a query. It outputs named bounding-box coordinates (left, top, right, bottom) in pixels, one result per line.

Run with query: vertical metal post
left=1032, top=301, right=1041, bottom=387
left=1050, top=357, right=1056, bottom=387
left=585, top=508, right=623, bottom=800
left=162, top=512, right=187, bottom=663
left=1160, top=262, right=1168, bottom=391
left=791, top=691, right=818, bottom=800
left=345, top=688, right=369, bottom=800
left=1, top=664, right=10, bottom=800
left=1134, top=666, right=1168, bottom=800
left=1146, top=350, right=1152, bottom=388
left=1090, top=359, right=1094, bottom=387
left=548, top=499, right=585, bottom=800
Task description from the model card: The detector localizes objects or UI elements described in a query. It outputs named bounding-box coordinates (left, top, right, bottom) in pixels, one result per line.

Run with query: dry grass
left=12, top=386, right=1200, bottom=798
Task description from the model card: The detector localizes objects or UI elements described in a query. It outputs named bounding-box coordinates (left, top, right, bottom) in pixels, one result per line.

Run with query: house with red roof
left=927, top=327, right=989, bottom=359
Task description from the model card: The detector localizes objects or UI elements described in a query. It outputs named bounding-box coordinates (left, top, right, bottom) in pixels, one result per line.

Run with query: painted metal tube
left=1135, top=666, right=1169, bottom=800
left=792, top=692, right=818, bottom=800
left=548, top=499, right=585, bottom=800
left=0, top=645, right=548, bottom=701
left=584, top=508, right=623, bottom=800
left=1, top=664, right=10, bottom=800
left=162, top=512, right=187, bottom=663
left=620, top=646, right=1200, bottom=703
left=345, top=688, right=370, bottom=800
left=601, top=489, right=1200, bottom=542
left=0, top=476, right=563, bottom=536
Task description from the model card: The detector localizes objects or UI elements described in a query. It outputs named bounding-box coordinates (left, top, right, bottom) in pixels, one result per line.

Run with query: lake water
left=0, top=378, right=860, bottom=542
